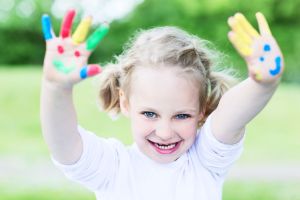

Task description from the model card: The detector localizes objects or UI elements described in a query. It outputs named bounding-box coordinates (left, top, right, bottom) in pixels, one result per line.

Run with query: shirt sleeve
left=51, top=126, right=123, bottom=191
left=194, top=115, right=244, bottom=179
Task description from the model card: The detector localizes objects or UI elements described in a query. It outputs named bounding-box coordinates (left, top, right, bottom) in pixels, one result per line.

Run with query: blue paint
left=259, top=57, right=265, bottom=62
left=269, top=56, right=281, bottom=76
left=263, top=44, right=271, bottom=52
left=42, top=15, right=52, bottom=40
left=80, top=66, right=88, bottom=79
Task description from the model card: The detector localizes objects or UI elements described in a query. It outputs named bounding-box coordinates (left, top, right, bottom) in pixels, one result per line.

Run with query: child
left=40, top=10, right=284, bottom=200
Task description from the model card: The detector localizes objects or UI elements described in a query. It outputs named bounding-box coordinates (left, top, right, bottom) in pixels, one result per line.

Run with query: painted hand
left=41, top=9, right=109, bottom=88
left=228, top=12, right=284, bottom=83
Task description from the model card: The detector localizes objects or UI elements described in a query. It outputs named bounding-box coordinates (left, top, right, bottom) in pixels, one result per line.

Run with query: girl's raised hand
left=42, top=9, right=109, bottom=88
left=228, top=12, right=284, bottom=83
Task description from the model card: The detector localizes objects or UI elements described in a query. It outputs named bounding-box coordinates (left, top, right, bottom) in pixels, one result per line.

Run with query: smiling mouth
left=148, top=140, right=181, bottom=154
left=53, top=60, right=75, bottom=74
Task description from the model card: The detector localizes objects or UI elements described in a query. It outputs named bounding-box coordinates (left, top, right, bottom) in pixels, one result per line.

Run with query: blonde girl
left=41, top=10, right=284, bottom=200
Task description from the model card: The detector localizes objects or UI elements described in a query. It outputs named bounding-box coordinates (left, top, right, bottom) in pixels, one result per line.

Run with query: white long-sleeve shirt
left=52, top=116, right=244, bottom=200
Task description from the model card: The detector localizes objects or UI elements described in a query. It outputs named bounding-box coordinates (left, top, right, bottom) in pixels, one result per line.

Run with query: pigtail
left=98, top=64, right=122, bottom=114
left=200, top=70, right=237, bottom=125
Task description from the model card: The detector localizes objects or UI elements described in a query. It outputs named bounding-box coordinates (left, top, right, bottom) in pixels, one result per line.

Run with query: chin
left=149, top=151, right=182, bottom=164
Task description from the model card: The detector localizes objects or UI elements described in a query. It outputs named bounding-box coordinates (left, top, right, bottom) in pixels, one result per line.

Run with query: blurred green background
left=0, top=0, right=300, bottom=199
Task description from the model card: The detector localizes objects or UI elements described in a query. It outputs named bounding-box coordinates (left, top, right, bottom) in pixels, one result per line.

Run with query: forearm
left=40, top=79, right=83, bottom=164
left=212, top=77, right=279, bottom=144
left=40, top=10, right=105, bottom=164
left=215, top=12, right=284, bottom=144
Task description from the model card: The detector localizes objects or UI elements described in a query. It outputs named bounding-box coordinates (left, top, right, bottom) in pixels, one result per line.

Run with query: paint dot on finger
left=57, top=45, right=64, bottom=54
left=74, top=51, right=81, bottom=57
left=80, top=66, right=88, bottom=79
left=87, top=65, right=101, bottom=76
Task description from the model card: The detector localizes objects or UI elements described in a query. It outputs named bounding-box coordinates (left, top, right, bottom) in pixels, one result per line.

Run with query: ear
left=119, top=89, right=130, bottom=117
left=199, top=111, right=205, bottom=119
left=198, top=112, right=204, bottom=121
left=197, top=110, right=205, bottom=122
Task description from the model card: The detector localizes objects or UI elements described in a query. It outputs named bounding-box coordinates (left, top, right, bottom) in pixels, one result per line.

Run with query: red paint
left=60, top=9, right=75, bottom=38
left=74, top=51, right=81, bottom=57
left=87, top=65, right=101, bottom=76
left=57, top=45, right=64, bottom=54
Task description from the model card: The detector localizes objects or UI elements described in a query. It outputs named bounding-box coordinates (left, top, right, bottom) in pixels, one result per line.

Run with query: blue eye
left=142, top=111, right=157, bottom=119
left=175, top=114, right=191, bottom=119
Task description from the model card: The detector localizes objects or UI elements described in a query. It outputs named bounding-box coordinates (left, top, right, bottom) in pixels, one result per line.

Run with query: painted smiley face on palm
left=42, top=10, right=109, bottom=79
left=228, top=12, right=284, bottom=82
left=249, top=35, right=283, bottom=81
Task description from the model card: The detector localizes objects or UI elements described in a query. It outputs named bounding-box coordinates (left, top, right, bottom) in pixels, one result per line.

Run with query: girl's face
left=121, top=66, right=202, bottom=163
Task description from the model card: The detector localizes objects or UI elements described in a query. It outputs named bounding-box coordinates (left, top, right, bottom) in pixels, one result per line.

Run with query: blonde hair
left=98, top=26, right=237, bottom=125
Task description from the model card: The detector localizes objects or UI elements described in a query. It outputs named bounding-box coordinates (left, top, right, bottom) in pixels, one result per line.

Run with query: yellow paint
left=253, top=67, right=263, bottom=80
left=72, top=16, right=92, bottom=44
left=229, top=33, right=252, bottom=56
left=235, top=13, right=259, bottom=38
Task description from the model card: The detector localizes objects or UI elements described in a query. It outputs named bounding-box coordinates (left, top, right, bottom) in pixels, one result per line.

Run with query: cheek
left=131, top=116, right=154, bottom=138
left=175, top=120, right=198, bottom=139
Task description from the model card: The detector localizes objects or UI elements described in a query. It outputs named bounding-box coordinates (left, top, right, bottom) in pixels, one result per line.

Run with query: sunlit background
left=0, top=0, right=300, bottom=199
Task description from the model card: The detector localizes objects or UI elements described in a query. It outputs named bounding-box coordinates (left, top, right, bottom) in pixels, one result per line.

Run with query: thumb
left=68, top=64, right=102, bottom=86
left=79, top=64, right=102, bottom=79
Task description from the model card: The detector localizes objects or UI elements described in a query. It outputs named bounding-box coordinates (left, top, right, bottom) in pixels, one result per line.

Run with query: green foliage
left=0, top=187, right=94, bottom=200
left=0, top=28, right=44, bottom=64
left=110, top=0, right=300, bottom=82
left=0, top=0, right=300, bottom=82
left=224, top=181, right=300, bottom=200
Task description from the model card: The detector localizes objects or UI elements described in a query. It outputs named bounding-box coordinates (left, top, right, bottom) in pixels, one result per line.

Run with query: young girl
left=41, top=10, right=284, bottom=200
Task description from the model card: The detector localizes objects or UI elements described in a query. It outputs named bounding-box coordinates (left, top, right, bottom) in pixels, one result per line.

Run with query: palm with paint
left=42, top=10, right=108, bottom=88
left=228, top=12, right=284, bottom=83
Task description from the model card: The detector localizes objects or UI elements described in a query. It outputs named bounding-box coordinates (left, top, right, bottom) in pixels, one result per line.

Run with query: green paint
left=86, top=24, right=109, bottom=50
left=53, top=60, right=75, bottom=74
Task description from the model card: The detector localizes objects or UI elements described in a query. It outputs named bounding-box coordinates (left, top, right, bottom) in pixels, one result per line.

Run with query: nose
left=155, top=120, right=174, bottom=141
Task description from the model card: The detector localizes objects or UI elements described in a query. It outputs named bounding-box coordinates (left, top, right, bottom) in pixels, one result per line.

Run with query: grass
left=223, top=181, right=300, bottom=200
left=0, top=185, right=94, bottom=200
left=243, top=83, right=300, bottom=163
left=1, top=181, right=300, bottom=200
left=0, top=66, right=300, bottom=199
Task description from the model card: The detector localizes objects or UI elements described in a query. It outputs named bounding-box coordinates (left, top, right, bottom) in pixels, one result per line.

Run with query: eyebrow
left=175, top=109, right=197, bottom=114
left=139, top=107, right=197, bottom=114
left=139, top=107, right=159, bottom=112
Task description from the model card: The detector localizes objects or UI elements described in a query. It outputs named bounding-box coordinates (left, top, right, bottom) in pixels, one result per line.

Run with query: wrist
left=249, top=71, right=282, bottom=86
left=248, top=76, right=280, bottom=91
left=42, top=78, right=74, bottom=93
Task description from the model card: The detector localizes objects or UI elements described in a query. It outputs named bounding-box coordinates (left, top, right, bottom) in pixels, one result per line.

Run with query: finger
left=234, top=13, right=260, bottom=38
left=251, top=66, right=263, bottom=81
left=80, top=64, right=102, bottom=79
left=256, top=12, right=272, bottom=36
left=86, top=23, right=109, bottom=51
left=41, top=14, right=54, bottom=40
left=228, top=17, right=252, bottom=46
left=72, top=16, right=92, bottom=44
left=228, top=31, right=252, bottom=57
left=60, top=9, right=76, bottom=38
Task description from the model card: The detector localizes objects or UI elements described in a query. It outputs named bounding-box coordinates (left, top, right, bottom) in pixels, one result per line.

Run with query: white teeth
left=154, top=143, right=176, bottom=150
